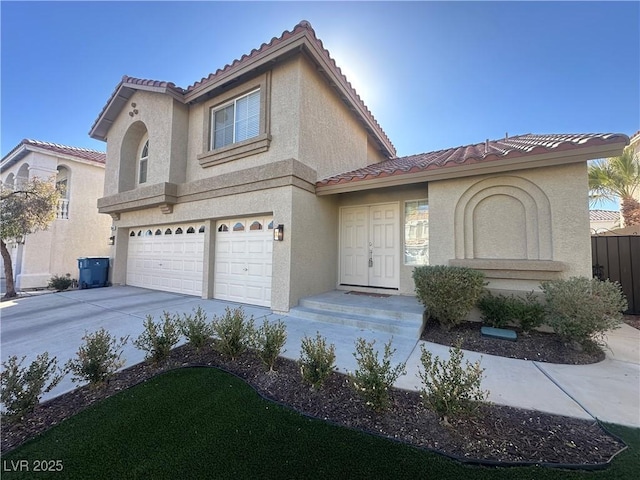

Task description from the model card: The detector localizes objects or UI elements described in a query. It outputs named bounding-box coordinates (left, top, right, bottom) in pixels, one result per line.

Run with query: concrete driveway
left=1, top=286, right=639, bottom=427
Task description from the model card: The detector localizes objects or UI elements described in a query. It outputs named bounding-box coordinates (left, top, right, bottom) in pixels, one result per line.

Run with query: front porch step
left=287, top=291, right=426, bottom=338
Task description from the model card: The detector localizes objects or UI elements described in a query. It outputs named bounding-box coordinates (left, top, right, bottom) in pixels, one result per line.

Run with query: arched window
left=175, top=227, right=183, bottom=234
left=145, top=229, right=153, bottom=236
left=130, top=231, right=136, bottom=237
left=198, top=225, right=205, bottom=233
left=137, top=230, right=142, bottom=236
left=4, top=173, right=15, bottom=190
left=267, top=220, right=274, bottom=230
left=138, top=138, right=149, bottom=184
left=155, top=229, right=162, bottom=235
left=165, top=228, right=172, bottom=235
left=56, top=166, right=70, bottom=198
left=233, top=222, right=245, bottom=232
left=249, top=221, right=262, bottom=231
left=186, top=226, right=195, bottom=234
left=16, top=164, right=29, bottom=189
left=218, top=224, right=228, bottom=232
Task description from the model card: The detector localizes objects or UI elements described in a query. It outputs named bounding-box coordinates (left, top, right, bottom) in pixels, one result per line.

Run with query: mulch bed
left=1, top=345, right=626, bottom=468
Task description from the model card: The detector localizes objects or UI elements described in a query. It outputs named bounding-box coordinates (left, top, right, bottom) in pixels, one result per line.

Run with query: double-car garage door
left=127, top=217, right=273, bottom=306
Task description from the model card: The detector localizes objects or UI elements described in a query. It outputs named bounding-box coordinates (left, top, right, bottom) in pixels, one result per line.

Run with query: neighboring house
left=589, top=210, right=621, bottom=234
left=0, top=140, right=112, bottom=289
left=90, top=20, right=629, bottom=313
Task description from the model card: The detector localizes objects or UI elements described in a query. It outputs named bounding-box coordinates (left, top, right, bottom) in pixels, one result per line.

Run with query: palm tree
left=588, top=148, right=640, bottom=226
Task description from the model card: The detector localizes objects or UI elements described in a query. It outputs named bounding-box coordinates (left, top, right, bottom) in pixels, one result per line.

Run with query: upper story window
left=138, top=139, right=149, bottom=184
left=212, top=89, right=260, bottom=149
left=197, top=72, right=271, bottom=168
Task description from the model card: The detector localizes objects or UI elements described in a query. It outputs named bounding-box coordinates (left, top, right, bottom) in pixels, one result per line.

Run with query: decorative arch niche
left=454, top=176, right=552, bottom=260
left=119, top=121, right=148, bottom=192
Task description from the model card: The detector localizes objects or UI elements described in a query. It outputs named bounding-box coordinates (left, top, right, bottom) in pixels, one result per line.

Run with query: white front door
left=340, top=203, right=399, bottom=289
left=214, top=217, right=273, bottom=307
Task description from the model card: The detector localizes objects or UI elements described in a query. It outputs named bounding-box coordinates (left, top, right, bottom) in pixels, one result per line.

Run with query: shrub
left=253, top=319, right=287, bottom=371
left=418, top=343, right=488, bottom=419
left=1, top=353, right=65, bottom=420
left=413, top=265, right=486, bottom=329
left=179, top=306, right=213, bottom=352
left=478, top=291, right=545, bottom=333
left=48, top=274, right=74, bottom=292
left=133, top=312, right=181, bottom=365
left=541, top=277, right=627, bottom=350
left=65, top=328, right=128, bottom=386
left=211, top=307, right=255, bottom=360
left=351, top=338, right=406, bottom=411
left=299, top=332, right=336, bottom=389
left=512, top=291, right=546, bottom=333
left=477, top=292, right=512, bottom=328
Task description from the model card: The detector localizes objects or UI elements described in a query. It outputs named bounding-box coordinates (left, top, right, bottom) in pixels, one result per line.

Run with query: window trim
left=198, top=72, right=271, bottom=168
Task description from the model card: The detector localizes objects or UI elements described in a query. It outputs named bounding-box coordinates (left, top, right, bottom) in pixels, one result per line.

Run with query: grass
left=2, top=367, right=638, bottom=479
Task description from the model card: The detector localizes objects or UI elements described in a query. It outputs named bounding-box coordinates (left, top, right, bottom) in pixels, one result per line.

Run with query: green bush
left=48, top=274, right=74, bottom=292
left=179, top=306, right=214, bottom=352
left=1, top=353, right=65, bottom=420
left=351, top=338, right=406, bottom=411
left=253, top=319, right=287, bottom=371
left=65, top=328, right=128, bottom=386
left=299, top=332, right=336, bottom=389
left=541, top=277, right=627, bottom=350
left=211, top=307, right=255, bottom=360
left=413, top=265, right=486, bottom=329
left=418, top=343, right=487, bottom=419
left=133, top=312, right=181, bottom=365
left=478, top=291, right=545, bottom=333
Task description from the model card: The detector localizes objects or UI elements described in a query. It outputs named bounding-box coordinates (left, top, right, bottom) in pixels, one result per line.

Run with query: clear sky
left=1, top=1, right=638, bottom=192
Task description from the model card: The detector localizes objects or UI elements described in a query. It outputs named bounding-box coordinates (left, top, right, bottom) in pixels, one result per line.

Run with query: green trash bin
left=78, top=257, right=110, bottom=289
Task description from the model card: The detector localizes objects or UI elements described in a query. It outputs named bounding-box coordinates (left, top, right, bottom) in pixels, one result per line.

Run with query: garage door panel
left=214, top=217, right=273, bottom=307
left=127, top=225, right=205, bottom=296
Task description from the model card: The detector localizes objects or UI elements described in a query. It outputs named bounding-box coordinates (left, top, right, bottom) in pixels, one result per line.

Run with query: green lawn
left=2, top=367, right=638, bottom=479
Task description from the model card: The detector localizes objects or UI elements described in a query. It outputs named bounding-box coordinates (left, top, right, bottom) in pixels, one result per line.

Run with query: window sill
left=448, top=258, right=566, bottom=281
left=198, top=134, right=271, bottom=168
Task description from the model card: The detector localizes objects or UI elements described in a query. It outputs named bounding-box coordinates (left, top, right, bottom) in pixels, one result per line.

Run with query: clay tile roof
left=589, top=210, right=620, bottom=222
left=318, top=133, right=630, bottom=187
left=1, top=139, right=106, bottom=170
left=90, top=21, right=394, bottom=155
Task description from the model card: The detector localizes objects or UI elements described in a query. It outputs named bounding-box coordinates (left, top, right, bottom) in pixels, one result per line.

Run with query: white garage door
left=214, top=216, right=273, bottom=307
left=127, top=224, right=205, bottom=296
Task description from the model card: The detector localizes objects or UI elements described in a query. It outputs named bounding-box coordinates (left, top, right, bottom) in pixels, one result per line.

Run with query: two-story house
left=90, top=21, right=628, bottom=313
left=1, top=139, right=112, bottom=290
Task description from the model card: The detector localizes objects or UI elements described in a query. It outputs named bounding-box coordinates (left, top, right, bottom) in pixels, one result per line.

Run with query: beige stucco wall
left=429, top=162, right=591, bottom=291
left=2, top=153, right=111, bottom=289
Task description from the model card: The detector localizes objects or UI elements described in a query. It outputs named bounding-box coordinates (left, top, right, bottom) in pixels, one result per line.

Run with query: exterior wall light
left=108, top=236, right=115, bottom=245
left=273, top=224, right=284, bottom=241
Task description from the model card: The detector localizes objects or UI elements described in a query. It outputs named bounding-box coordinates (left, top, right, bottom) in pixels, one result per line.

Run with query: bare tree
left=1, top=177, right=60, bottom=298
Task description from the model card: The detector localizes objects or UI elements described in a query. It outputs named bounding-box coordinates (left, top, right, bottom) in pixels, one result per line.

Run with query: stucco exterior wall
left=298, top=55, right=378, bottom=179
left=2, top=153, right=110, bottom=289
left=429, top=162, right=591, bottom=291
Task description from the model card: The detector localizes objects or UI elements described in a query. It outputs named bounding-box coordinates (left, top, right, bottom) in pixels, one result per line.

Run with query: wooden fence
left=591, top=235, right=640, bottom=315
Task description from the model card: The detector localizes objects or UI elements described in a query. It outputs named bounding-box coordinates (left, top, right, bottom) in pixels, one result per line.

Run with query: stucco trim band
left=98, top=159, right=316, bottom=215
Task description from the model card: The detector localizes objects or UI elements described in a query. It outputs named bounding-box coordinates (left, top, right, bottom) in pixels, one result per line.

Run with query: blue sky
left=1, top=1, right=638, bottom=209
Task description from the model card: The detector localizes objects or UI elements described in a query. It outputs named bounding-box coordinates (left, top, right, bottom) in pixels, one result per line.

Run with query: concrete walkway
left=1, top=286, right=638, bottom=427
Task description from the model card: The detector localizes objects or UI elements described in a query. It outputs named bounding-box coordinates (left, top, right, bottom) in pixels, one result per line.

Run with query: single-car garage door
left=127, top=224, right=205, bottom=296
left=214, top=216, right=273, bottom=307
